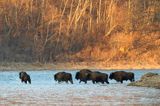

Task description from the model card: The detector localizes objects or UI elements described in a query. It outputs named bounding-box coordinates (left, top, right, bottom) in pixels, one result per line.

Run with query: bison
left=54, top=72, right=73, bottom=84
left=19, top=71, right=31, bottom=84
left=75, top=69, right=92, bottom=84
left=109, top=71, right=135, bottom=83
left=88, top=71, right=109, bottom=84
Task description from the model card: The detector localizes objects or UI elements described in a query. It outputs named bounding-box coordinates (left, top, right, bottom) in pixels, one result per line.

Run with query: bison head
left=109, top=73, right=114, bottom=80
left=75, top=72, right=80, bottom=80
left=19, top=72, right=27, bottom=79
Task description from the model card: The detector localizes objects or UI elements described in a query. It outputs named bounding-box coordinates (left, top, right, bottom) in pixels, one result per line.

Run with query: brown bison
left=109, top=71, right=135, bottom=83
left=75, top=69, right=92, bottom=84
left=19, top=72, right=31, bottom=84
left=88, top=71, right=109, bottom=84
left=54, top=72, right=73, bottom=84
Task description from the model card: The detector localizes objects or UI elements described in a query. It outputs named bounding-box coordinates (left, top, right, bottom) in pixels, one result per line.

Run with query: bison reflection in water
left=88, top=71, right=109, bottom=84
left=19, top=72, right=31, bottom=84
left=109, top=71, right=135, bottom=83
left=54, top=72, right=73, bottom=84
left=75, top=69, right=92, bottom=84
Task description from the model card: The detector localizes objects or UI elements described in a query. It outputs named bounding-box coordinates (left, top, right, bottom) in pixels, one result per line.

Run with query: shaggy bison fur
left=54, top=72, right=73, bottom=84
left=88, top=71, right=109, bottom=84
left=109, top=71, right=135, bottom=83
left=75, top=69, right=92, bottom=84
left=19, top=71, right=31, bottom=84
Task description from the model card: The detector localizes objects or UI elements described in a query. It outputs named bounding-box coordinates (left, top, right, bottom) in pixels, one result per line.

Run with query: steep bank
left=128, top=73, right=160, bottom=89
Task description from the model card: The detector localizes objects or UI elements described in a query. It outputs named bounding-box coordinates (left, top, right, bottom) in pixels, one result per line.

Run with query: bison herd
left=19, top=69, right=135, bottom=84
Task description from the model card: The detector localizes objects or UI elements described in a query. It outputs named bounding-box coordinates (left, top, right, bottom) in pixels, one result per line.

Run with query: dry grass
left=70, top=32, right=160, bottom=67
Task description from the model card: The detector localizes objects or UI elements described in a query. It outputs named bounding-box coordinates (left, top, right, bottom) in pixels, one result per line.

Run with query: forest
left=0, top=0, right=160, bottom=66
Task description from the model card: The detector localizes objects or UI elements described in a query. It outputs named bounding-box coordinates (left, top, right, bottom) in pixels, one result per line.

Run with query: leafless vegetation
left=0, top=0, right=159, bottom=64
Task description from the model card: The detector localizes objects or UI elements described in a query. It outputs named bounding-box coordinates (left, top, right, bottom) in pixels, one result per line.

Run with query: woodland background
left=0, top=0, right=160, bottom=67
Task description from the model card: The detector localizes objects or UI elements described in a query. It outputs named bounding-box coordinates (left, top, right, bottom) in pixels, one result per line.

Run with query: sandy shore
left=0, top=62, right=160, bottom=71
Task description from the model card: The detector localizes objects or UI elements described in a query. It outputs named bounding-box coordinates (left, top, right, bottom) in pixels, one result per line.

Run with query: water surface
left=0, top=70, right=160, bottom=106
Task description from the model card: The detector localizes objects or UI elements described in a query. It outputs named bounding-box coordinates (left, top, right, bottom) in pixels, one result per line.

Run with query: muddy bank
left=128, top=73, right=160, bottom=89
left=0, top=62, right=160, bottom=71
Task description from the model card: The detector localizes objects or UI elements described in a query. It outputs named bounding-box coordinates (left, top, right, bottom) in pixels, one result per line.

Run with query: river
left=0, top=70, right=160, bottom=106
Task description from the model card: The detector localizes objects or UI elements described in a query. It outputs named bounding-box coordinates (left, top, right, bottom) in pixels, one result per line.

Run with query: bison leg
left=106, top=81, right=109, bottom=84
left=21, top=79, right=24, bottom=83
left=130, top=79, right=135, bottom=82
left=24, top=81, right=27, bottom=84
left=79, top=80, right=81, bottom=83
left=70, top=80, right=73, bottom=84
left=92, top=80, right=95, bottom=84
left=66, top=81, right=69, bottom=84
left=120, top=80, right=123, bottom=83
left=27, top=76, right=31, bottom=84
left=84, top=80, right=87, bottom=84
left=28, top=80, right=31, bottom=84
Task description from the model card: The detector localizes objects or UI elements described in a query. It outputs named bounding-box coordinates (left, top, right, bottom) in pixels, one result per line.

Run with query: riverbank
left=0, top=62, right=160, bottom=71
left=128, top=73, right=160, bottom=89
